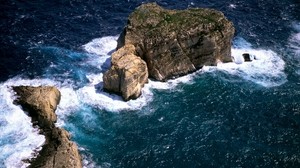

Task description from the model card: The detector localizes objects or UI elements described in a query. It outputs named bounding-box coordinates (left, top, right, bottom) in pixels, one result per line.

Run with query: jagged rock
left=103, top=44, right=148, bottom=101
left=30, top=127, right=82, bottom=168
left=117, top=3, right=235, bottom=81
left=13, top=86, right=82, bottom=168
left=13, top=86, right=60, bottom=128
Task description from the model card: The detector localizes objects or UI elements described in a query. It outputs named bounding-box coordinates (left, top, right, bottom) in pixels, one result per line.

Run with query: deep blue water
left=1, top=0, right=300, bottom=167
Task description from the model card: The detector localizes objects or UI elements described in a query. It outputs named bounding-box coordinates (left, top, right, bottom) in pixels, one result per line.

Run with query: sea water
left=0, top=0, right=299, bottom=167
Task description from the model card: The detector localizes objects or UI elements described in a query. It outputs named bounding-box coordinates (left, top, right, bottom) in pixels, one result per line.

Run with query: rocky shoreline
left=13, top=86, right=82, bottom=168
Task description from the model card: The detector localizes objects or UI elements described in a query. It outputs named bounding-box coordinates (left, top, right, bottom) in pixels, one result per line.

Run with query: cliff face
left=104, top=3, right=235, bottom=100
left=117, top=3, right=235, bottom=80
left=13, top=86, right=82, bottom=168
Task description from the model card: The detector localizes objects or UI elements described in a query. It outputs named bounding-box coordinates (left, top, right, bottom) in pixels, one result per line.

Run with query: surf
left=0, top=34, right=288, bottom=167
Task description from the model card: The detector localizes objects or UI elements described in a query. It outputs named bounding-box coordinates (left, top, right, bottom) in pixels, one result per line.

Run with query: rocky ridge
left=13, top=86, right=82, bottom=168
left=103, top=3, right=235, bottom=100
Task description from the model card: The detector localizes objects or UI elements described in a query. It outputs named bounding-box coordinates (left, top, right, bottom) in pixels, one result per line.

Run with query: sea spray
left=0, top=35, right=288, bottom=166
left=0, top=83, right=45, bottom=167
left=204, top=37, right=287, bottom=87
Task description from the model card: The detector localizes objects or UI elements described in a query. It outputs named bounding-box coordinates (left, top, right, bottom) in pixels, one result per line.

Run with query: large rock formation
left=103, top=44, right=148, bottom=101
left=104, top=3, right=235, bottom=100
left=13, top=86, right=82, bottom=168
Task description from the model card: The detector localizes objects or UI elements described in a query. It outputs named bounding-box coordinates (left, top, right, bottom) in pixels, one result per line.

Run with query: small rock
left=242, top=53, right=252, bottom=62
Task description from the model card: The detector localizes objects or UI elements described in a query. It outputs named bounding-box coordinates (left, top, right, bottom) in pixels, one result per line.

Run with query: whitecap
left=81, top=36, right=118, bottom=72
left=0, top=35, right=288, bottom=166
left=229, top=4, right=237, bottom=9
left=76, top=73, right=153, bottom=112
left=74, top=36, right=287, bottom=114
left=82, top=36, right=118, bottom=56
left=204, top=38, right=287, bottom=87
left=0, top=81, right=45, bottom=168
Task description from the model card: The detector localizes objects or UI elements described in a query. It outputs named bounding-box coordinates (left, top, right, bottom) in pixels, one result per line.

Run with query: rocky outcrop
left=103, top=44, right=148, bottom=101
left=117, top=3, right=234, bottom=80
left=13, top=86, right=82, bottom=168
left=103, top=3, right=235, bottom=100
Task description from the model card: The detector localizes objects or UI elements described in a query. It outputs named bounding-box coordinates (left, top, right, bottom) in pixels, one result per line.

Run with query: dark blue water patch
left=0, top=44, right=28, bottom=81
left=63, top=73, right=300, bottom=167
left=19, top=46, right=104, bottom=87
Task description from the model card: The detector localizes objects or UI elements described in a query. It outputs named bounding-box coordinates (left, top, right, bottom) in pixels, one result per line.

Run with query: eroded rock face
left=13, top=86, right=60, bottom=128
left=13, top=86, right=82, bottom=168
left=30, top=127, right=82, bottom=168
left=117, top=3, right=235, bottom=81
left=103, top=44, right=148, bottom=101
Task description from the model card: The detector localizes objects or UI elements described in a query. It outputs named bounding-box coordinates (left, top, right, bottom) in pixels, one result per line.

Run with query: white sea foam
left=82, top=36, right=118, bottom=56
left=75, top=36, right=200, bottom=112
left=214, top=48, right=286, bottom=87
left=202, top=37, right=287, bottom=87
left=0, top=82, right=45, bottom=168
left=229, top=4, right=237, bottom=9
left=0, top=35, right=288, bottom=166
left=147, top=71, right=200, bottom=90
left=2, top=36, right=287, bottom=116
left=75, top=36, right=287, bottom=114
left=81, top=36, right=118, bottom=72
left=82, top=154, right=98, bottom=168
left=76, top=74, right=152, bottom=112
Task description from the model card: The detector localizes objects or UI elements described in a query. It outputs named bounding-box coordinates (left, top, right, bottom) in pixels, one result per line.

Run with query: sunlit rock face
left=117, top=2, right=235, bottom=81
left=13, top=86, right=82, bottom=168
left=104, top=3, right=235, bottom=100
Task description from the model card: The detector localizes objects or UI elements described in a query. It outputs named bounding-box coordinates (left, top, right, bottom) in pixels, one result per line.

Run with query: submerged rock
left=104, top=2, right=235, bottom=100
left=13, top=86, right=82, bottom=168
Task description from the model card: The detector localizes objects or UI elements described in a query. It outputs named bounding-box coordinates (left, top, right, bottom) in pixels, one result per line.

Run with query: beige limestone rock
left=13, top=86, right=82, bottom=168
left=103, top=44, right=148, bottom=101
left=117, top=3, right=235, bottom=81
left=103, top=3, right=235, bottom=100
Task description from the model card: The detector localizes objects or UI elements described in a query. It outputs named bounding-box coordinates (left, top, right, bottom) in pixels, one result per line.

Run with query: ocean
left=0, top=0, right=300, bottom=167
